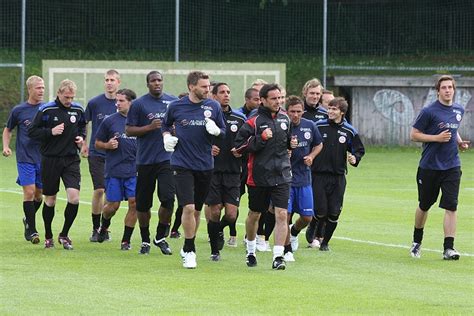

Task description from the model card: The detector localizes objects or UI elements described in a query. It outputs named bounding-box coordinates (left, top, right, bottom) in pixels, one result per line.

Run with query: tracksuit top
left=28, top=98, right=86, bottom=157
left=313, top=119, right=365, bottom=175
left=302, top=101, right=328, bottom=122
left=234, top=105, right=292, bottom=187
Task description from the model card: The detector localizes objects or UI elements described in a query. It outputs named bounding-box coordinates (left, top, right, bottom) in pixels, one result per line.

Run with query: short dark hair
left=435, top=75, right=456, bottom=91
left=285, top=95, right=304, bottom=111
left=187, top=71, right=209, bottom=87
left=212, top=82, right=228, bottom=95
left=117, top=88, right=137, bottom=101
left=259, top=83, right=280, bottom=99
left=328, top=97, right=348, bottom=114
left=146, top=71, right=162, bottom=84
left=245, top=88, right=259, bottom=99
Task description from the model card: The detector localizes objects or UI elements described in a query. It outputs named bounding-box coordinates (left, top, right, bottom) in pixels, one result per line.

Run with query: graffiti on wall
left=373, top=89, right=472, bottom=126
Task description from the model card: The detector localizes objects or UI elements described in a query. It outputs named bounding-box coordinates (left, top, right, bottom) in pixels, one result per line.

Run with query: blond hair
left=302, top=78, right=322, bottom=95
left=26, top=75, right=43, bottom=89
left=57, top=79, right=77, bottom=94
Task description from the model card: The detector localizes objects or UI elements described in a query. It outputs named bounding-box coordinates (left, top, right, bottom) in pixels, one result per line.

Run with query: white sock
left=247, top=239, right=256, bottom=254
left=273, top=245, right=284, bottom=259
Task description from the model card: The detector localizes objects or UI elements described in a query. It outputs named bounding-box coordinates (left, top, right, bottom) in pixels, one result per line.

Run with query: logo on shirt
left=204, top=110, right=212, bottom=118
left=23, top=120, right=31, bottom=127
left=339, top=136, right=346, bottom=143
left=230, top=124, right=238, bottom=132
left=70, top=116, right=76, bottom=123
left=147, top=112, right=165, bottom=120
left=456, top=114, right=461, bottom=122
left=304, top=132, right=311, bottom=140
left=53, top=116, right=59, bottom=121
left=280, top=122, right=287, bottom=130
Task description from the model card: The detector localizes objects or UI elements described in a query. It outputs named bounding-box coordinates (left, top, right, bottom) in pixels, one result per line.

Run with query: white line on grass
left=1, top=188, right=472, bottom=257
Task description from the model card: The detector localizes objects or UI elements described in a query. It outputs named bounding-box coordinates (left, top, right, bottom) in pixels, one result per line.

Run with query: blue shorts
left=105, top=177, right=136, bottom=202
left=16, top=162, right=42, bottom=188
left=288, top=185, right=314, bottom=217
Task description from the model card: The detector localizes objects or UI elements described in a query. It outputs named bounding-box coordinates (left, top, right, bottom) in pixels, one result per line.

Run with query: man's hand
left=458, top=140, right=470, bottom=151
left=75, top=136, right=84, bottom=148
left=231, top=147, right=242, bottom=158
left=211, top=145, right=220, bottom=156
left=52, top=123, right=65, bottom=136
left=80, top=145, right=89, bottom=158
left=205, top=118, right=221, bottom=136
left=163, top=133, right=179, bottom=152
left=303, top=155, right=313, bottom=166
left=107, top=136, right=119, bottom=150
left=261, top=128, right=272, bottom=140
left=148, top=119, right=162, bottom=131
left=2, top=147, right=12, bottom=157
left=436, top=130, right=452, bottom=142
left=347, top=153, right=356, bottom=165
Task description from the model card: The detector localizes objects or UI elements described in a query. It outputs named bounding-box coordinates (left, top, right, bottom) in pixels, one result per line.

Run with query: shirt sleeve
left=412, top=108, right=430, bottom=132
left=5, top=107, right=18, bottom=130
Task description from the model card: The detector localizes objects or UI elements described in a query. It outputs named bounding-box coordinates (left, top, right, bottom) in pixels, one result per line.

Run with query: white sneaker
left=182, top=251, right=197, bottom=269
left=308, top=238, right=320, bottom=248
left=264, top=241, right=271, bottom=252
left=284, top=251, right=295, bottom=262
left=256, top=235, right=267, bottom=252
left=180, top=248, right=186, bottom=258
left=227, top=236, right=237, bottom=247
left=290, top=234, right=299, bottom=252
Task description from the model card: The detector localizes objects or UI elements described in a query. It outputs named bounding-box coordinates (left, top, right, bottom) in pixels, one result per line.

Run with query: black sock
left=220, top=217, right=231, bottom=231
left=316, top=216, right=326, bottom=239
left=290, top=224, right=300, bottom=237
left=34, top=200, right=42, bottom=212
left=122, top=226, right=134, bottom=243
left=42, top=204, right=55, bottom=239
left=413, top=227, right=424, bottom=244
left=208, top=220, right=220, bottom=254
left=92, top=214, right=101, bottom=230
left=322, top=218, right=338, bottom=246
left=284, top=243, right=292, bottom=254
left=257, top=211, right=266, bottom=236
left=140, top=226, right=150, bottom=243
left=23, top=201, right=36, bottom=232
left=264, top=212, right=275, bottom=241
left=101, top=215, right=111, bottom=230
left=183, top=237, right=196, bottom=253
left=229, top=221, right=237, bottom=237
left=60, top=203, right=78, bottom=237
left=171, top=206, right=182, bottom=232
left=443, top=237, right=454, bottom=250
left=155, top=222, right=169, bottom=241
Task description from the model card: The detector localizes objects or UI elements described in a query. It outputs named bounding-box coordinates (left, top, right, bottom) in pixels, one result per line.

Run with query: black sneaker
left=139, top=242, right=151, bottom=255
left=23, top=217, right=32, bottom=241
left=120, top=241, right=131, bottom=251
left=30, top=233, right=40, bottom=244
left=272, top=256, right=286, bottom=270
left=305, top=219, right=317, bottom=244
left=89, top=229, right=99, bottom=242
left=170, top=231, right=181, bottom=239
left=217, top=231, right=225, bottom=251
left=97, top=227, right=108, bottom=243
left=58, top=236, right=74, bottom=250
left=210, top=252, right=221, bottom=261
left=319, top=244, right=330, bottom=251
left=153, top=238, right=172, bottom=255
left=246, top=253, right=257, bottom=267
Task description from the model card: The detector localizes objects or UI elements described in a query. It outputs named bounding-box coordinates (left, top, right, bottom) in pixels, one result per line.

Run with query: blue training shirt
left=412, top=100, right=464, bottom=170
left=126, top=93, right=178, bottom=165
left=95, top=112, right=137, bottom=178
left=162, top=96, right=226, bottom=171
left=84, top=94, right=117, bottom=157
left=290, top=118, right=323, bottom=187
left=6, top=102, right=43, bottom=164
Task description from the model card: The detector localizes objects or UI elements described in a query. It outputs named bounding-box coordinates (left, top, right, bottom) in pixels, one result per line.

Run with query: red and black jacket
left=234, top=105, right=292, bottom=187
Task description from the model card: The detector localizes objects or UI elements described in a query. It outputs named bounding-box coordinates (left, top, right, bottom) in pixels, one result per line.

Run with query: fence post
left=175, top=0, right=180, bottom=62
left=322, top=0, right=327, bottom=88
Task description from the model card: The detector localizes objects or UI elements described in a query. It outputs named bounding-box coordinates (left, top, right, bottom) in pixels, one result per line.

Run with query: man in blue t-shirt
left=2, top=75, right=45, bottom=244
left=284, top=96, right=322, bottom=262
left=409, top=75, right=470, bottom=261
left=82, top=69, right=121, bottom=242
left=162, top=71, right=226, bottom=269
left=126, top=71, right=178, bottom=256
left=95, top=89, right=138, bottom=250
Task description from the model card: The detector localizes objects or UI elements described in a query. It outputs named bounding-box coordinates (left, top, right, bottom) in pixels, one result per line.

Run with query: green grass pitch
left=0, top=147, right=473, bottom=314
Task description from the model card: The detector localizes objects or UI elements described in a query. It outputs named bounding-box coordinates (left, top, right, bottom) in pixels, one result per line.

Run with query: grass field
left=0, top=147, right=473, bottom=314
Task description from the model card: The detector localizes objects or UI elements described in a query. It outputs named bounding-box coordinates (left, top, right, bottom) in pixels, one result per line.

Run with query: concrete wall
left=333, top=76, right=473, bottom=146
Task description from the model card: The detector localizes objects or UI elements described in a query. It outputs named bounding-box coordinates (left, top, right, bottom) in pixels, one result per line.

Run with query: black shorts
left=136, top=162, right=175, bottom=212
left=312, top=173, right=346, bottom=217
left=248, top=183, right=290, bottom=213
left=88, top=155, right=105, bottom=190
left=41, top=155, right=81, bottom=196
left=205, top=172, right=241, bottom=207
left=417, top=167, right=461, bottom=211
left=173, top=167, right=213, bottom=212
